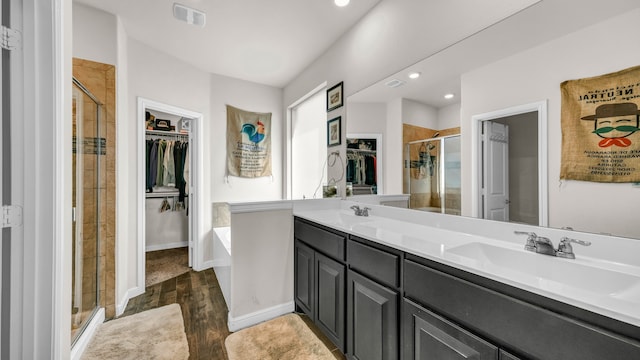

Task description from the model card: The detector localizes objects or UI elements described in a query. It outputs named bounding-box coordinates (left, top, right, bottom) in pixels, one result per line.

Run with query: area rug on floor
left=225, top=313, right=335, bottom=360
left=82, top=304, right=189, bottom=360
left=145, top=248, right=190, bottom=287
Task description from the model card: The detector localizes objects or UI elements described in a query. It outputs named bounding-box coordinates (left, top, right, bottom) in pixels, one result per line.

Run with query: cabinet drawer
left=347, top=238, right=400, bottom=288
left=402, top=298, right=498, bottom=360
left=294, top=218, right=345, bottom=260
left=404, top=259, right=640, bottom=360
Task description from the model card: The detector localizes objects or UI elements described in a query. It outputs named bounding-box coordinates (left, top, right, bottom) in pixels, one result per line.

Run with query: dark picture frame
left=326, top=81, right=344, bottom=112
left=327, top=116, right=341, bottom=147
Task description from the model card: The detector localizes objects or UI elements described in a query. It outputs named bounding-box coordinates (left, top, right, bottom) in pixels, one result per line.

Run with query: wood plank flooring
left=123, top=249, right=346, bottom=359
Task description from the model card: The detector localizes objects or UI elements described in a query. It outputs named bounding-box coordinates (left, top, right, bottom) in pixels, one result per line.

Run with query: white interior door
left=482, top=121, right=510, bottom=221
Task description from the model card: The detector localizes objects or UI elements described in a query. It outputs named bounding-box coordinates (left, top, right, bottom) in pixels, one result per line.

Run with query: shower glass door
left=406, top=135, right=461, bottom=214
left=71, top=79, right=101, bottom=343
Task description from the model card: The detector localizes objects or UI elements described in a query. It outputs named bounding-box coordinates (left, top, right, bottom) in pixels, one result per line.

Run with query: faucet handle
left=557, top=237, right=591, bottom=259
left=361, top=207, right=371, bottom=217
left=515, top=231, right=537, bottom=251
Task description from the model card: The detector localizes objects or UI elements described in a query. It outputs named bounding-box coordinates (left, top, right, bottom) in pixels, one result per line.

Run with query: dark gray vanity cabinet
left=294, top=240, right=315, bottom=317
left=402, top=298, right=499, bottom=360
left=346, top=236, right=402, bottom=360
left=347, top=269, right=398, bottom=360
left=316, top=252, right=346, bottom=350
left=294, top=218, right=347, bottom=351
left=404, top=255, right=640, bottom=360
left=294, top=217, right=640, bottom=360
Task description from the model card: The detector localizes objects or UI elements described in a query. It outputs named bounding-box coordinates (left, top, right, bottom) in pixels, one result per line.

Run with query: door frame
left=136, top=97, right=204, bottom=295
left=471, top=100, right=548, bottom=227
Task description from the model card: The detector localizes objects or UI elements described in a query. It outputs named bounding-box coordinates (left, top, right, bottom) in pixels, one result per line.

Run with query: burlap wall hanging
left=560, top=65, right=640, bottom=183
left=226, top=105, right=272, bottom=178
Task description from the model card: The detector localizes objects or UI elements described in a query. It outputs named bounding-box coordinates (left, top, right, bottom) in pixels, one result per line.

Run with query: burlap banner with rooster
left=226, top=105, right=272, bottom=178
left=560, top=65, right=640, bottom=183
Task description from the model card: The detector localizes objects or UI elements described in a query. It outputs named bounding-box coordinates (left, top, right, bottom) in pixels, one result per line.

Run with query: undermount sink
left=445, top=242, right=640, bottom=298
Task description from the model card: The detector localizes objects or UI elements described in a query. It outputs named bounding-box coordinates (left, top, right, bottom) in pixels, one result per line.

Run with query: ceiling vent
left=173, top=3, right=206, bottom=27
left=385, top=79, right=405, bottom=88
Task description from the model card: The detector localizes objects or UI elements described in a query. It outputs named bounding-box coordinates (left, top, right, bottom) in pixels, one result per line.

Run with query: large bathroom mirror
left=346, top=1, right=640, bottom=240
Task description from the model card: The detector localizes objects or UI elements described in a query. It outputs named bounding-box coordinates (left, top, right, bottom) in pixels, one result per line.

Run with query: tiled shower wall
left=403, top=123, right=460, bottom=212
left=73, top=58, right=117, bottom=319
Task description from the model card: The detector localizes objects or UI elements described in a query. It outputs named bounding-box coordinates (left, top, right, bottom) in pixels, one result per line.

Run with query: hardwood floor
left=123, top=249, right=346, bottom=359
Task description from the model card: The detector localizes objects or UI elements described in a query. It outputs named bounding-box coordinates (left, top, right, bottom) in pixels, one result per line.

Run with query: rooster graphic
left=241, top=121, right=266, bottom=144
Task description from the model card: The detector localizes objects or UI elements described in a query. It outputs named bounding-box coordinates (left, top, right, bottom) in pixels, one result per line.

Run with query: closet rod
left=145, top=131, right=189, bottom=140
left=145, top=192, right=188, bottom=199
left=347, top=148, right=376, bottom=154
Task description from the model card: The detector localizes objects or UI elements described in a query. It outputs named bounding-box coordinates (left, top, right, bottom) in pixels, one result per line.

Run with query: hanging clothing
left=173, top=141, right=187, bottom=202
left=156, top=140, right=166, bottom=186
left=183, top=143, right=190, bottom=195
left=146, top=139, right=159, bottom=192
left=163, top=140, right=175, bottom=186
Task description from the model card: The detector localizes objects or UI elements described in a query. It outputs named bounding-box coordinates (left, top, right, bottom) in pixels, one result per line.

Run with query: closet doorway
left=137, top=98, right=203, bottom=290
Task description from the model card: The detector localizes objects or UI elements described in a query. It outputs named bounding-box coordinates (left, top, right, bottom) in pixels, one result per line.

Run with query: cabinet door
left=347, top=270, right=398, bottom=360
left=294, top=240, right=315, bottom=318
left=316, top=252, right=346, bottom=351
left=402, top=298, right=498, bottom=360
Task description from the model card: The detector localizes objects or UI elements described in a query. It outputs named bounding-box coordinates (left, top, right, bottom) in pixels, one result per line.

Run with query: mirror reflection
left=405, top=134, right=461, bottom=215
left=346, top=3, right=640, bottom=239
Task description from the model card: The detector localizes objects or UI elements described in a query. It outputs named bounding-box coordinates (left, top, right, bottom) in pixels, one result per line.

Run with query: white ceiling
left=75, top=0, right=382, bottom=87
left=349, top=0, right=640, bottom=108
left=75, top=0, right=640, bottom=109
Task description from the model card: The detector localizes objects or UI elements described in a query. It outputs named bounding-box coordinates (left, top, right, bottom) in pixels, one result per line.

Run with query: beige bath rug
left=82, top=304, right=189, bottom=360
left=225, top=313, right=335, bottom=360
left=145, top=247, right=190, bottom=287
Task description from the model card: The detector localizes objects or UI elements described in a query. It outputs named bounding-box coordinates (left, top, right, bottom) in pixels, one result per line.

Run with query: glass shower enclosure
left=71, top=78, right=102, bottom=343
left=405, top=135, right=461, bottom=215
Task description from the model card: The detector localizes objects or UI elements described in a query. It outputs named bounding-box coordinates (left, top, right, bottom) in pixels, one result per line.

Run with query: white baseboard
left=70, top=307, right=105, bottom=360
left=227, top=301, right=295, bottom=332
left=116, top=286, right=145, bottom=317
left=145, top=241, right=188, bottom=252
left=200, top=259, right=214, bottom=270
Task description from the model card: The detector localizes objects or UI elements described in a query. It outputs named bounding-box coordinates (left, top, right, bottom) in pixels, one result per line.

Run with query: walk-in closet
left=142, top=104, right=196, bottom=287
left=346, top=135, right=382, bottom=195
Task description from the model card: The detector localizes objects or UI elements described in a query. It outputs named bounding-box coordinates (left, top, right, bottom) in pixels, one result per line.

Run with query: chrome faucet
left=514, top=231, right=591, bottom=259
left=350, top=205, right=370, bottom=217
left=557, top=237, right=592, bottom=259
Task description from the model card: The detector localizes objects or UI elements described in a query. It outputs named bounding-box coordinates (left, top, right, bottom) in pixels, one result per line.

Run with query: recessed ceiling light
left=408, top=72, right=421, bottom=79
left=335, top=0, right=350, bottom=7
left=444, top=93, right=455, bottom=99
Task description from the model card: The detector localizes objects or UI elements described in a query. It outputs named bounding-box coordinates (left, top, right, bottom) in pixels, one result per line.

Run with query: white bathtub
left=213, top=227, right=231, bottom=306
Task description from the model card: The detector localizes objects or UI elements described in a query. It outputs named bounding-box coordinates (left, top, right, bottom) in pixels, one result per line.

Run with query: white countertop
left=293, top=200, right=640, bottom=329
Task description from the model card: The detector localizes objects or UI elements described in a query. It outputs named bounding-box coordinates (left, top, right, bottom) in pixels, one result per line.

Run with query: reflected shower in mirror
left=405, top=135, right=461, bottom=215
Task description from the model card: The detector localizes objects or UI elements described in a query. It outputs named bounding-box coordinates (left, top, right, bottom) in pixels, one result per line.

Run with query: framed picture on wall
left=326, top=81, right=344, bottom=112
left=327, top=116, right=341, bottom=147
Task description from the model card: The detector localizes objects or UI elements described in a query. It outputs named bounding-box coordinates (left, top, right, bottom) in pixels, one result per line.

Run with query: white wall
left=74, top=2, right=286, bottom=312
left=72, top=3, right=117, bottom=65
left=210, top=73, right=284, bottom=201
left=125, top=36, right=212, bottom=295
left=347, top=102, right=387, bottom=134
left=461, top=9, right=640, bottom=238
left=386, top=98, right=403, bottom=194
left=402, top=99, right=438, bottom=129
left=229, top=208, right=294, bottom=329
left=438, top=103, right=461, bottom=130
